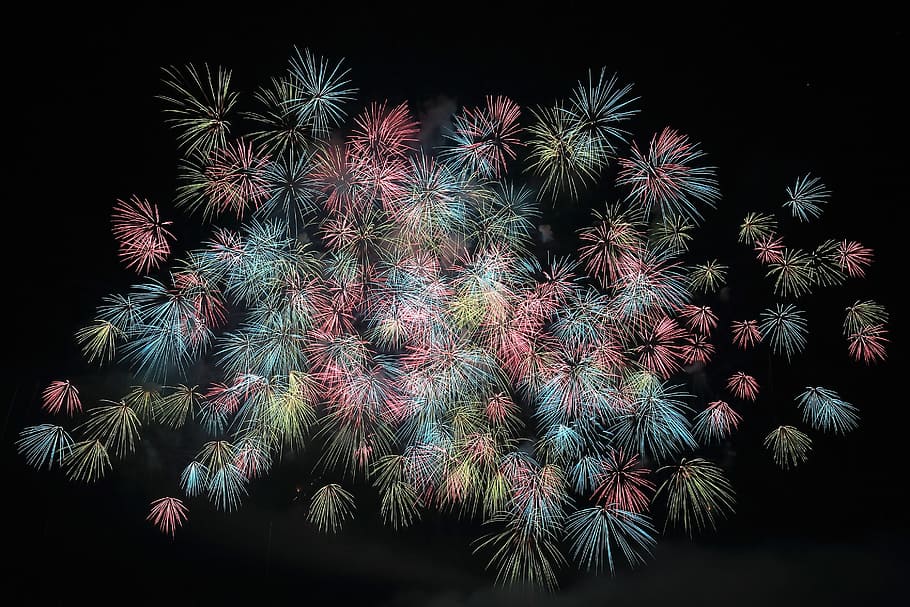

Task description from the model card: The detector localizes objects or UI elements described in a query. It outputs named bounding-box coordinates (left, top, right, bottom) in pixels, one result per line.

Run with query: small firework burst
left=693, top=401, right=741, bottom=444
left=783, top=173, right=829, bottom=222
left=112, top=196, right=176, bottom=274
left=726, top=372, right=759, bottom=402
left=796, top=387, right=859, bottom=435
left=308, top=483, right=357, bottom=533
left=763, top=425, right=812, bottom=469
left=147, top=497, right=189, bottom=538
left=617, top=127, right=720, bottom=223
left=41, top=380, right=82, bottom=416
left=656, top=458, right=736, bottom=536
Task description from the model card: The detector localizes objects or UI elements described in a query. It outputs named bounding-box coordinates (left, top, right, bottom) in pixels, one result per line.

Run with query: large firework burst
left=17, top=46, right=888, bottom=591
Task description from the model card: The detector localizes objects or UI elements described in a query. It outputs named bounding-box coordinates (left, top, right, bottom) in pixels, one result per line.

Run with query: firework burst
left=18, top=46, right=890, bottom=591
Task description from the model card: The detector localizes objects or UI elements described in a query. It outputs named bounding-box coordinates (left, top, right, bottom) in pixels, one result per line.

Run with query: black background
left=5, top=6, right=906, bottom=605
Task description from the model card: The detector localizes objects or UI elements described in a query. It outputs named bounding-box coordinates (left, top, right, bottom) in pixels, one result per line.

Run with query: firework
left=738, top=212, right=777, bottom=245
left=759, top=304, right=808, bottom=360
left=689, top=260, right=728, bottom=294
left=245, top=76, right=312, bottom=155
left=19, top=46, right=890, bottom=590
left=288, top=47, right=357, bottom=136
left=809, top=240, right=847, bottom=288
left=16, top=425, right=74, bottom=470
left=611, top=375, right=697, bottom=461
left=194, top=441, right=248, bottom=512
left=112, top=196, right=176, bottom=274
left=693, top=401, right=742, bottom=444
left=766, top=248, right=814, bottom=298
left=726, top=372, right=759, bottom=402
left=147, top=497, right=189, bottom=538
left=76, top=400, right=142, bottom=459
left=617, top=127, right=720, bottom=223
left=159, top=63, right=238, bottom=159
left=650, top=214, right=695, bottom=254
left=308, top=483, right=356, bottom=533
left=442, top=96, right=522, bottom=178
left=783, top=173, right=829, bottom=222
left=158, top=384, right=203, bottom=428
left=754, top=234, right=785, bottom=265
left=565, top=506, right=656, bottom=574
left=41, top=380, right=82, bottom=416
left=847, top=324, right=889, bottom=364
left=678, top=305, right=718, bottom=336
left=592, top=450, right=654, bottom=513
left=655, top=458, right=735, bottom=536
left=203, top=139, right=272, bottom=219
left=74, top=320, right=121, bottom=365
left=843, top=300, right=888, bottom=335
left=525, top=103, right=598, bottom=200
left=64, top=439, right=112, bottom=483
left=730, top=319, right=761, bottom=349
left=763, top=425, right=812, bottom=469
left=566, top=68, right=638, bottom=169
left=577, top=204, right=644, bottom=286
left=836, top=240, right=874, bottom=278
left=796, top=387, right=859, bottom=434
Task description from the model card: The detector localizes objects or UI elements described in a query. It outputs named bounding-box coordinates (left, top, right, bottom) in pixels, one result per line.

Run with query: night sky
left=5, top=8, right=907, bottom=605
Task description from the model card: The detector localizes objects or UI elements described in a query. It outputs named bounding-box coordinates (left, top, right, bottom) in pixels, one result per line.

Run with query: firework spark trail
left=19, top=47, right=889, bottom=589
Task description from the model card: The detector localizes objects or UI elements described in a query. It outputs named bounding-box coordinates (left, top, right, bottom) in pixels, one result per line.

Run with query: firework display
left=16, top=47, right=889, bottom=590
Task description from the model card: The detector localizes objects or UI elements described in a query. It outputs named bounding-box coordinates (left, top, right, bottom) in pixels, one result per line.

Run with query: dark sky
left=5, top=8, right=907, bottom=605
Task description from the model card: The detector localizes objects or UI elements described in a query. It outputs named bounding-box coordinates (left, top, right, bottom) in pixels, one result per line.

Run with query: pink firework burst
left=730, top=320, right=761, bottom=350
left=847, top=324, right=889, bottom=364
left=616, top=127, right=720, bottom=222
left=693, top=400, right=742, bottom=443
left=41, top=380, right=82, bottom=416
left=111, top=195, right=175, bottom=274
left=349, top=100, right=420, bottom=162
left=147, top=497, right=189, bottom=538
left=204, top=382, right=241, bottom=416
left=836, top=240, right=874, bottom=278
left=754, top=234, right=784, bottom=264
left=577, top=207, right=643, bottom=286
left=635, top=316, right=687, bottom=378
left=445, top=95, right=523, bottom=178
left=592, top=450, right=654, bottom=513
left=174, top=270, right=227, bottom=331
left=726, top=372, right=759, bottom=401
left=678, top=304, right=718, bottom=335
left=682, top=333, right=715, bottom=365
left=205, top=139, right=271, bottom=218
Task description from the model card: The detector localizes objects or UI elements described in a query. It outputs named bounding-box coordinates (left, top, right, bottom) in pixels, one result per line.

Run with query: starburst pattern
left=759, top=304, right=808, bottom=360
left=783, top=173, right=829, bottom=222
left=693, top=401, right=741, bottom=444
left=655, top=458, right=736, bottom=536
left=796, top=387, right=859, bottom=435
left=726, top=372, right=759, bottom=402
left=763, top=425, right=812, bottom=469
left=308, top=483, right=356, bottom=533
left=41, top=380, right=82, bottom=416
left=147, top=497, right=189, bottom=538
left=19, top=47, right=891, bottom=591
left=17, top=425, right=74, bottom=470
left=617, top=127, right=720, bottom=223
left=112, top=196, right=176, bottom=274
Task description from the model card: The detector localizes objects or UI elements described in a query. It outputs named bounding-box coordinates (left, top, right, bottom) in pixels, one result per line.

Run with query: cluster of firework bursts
left=17, top=47, right=888, bottom=588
